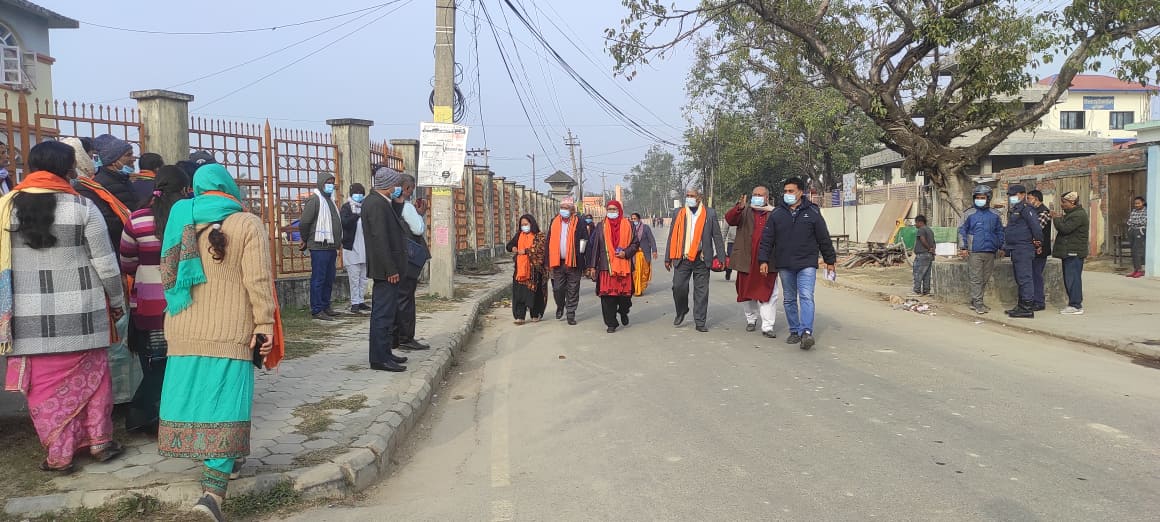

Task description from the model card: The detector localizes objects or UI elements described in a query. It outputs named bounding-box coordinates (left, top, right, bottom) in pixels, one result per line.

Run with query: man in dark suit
left=665, top=188, right=726, bottom=332
left=361, top=167, right=410, bottom=372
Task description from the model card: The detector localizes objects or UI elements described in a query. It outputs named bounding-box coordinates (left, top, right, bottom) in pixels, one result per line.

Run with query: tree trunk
left=935, top=163, right=973, bottom=228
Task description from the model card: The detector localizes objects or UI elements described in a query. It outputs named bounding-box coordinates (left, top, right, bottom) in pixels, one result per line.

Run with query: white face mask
left=607, top=212, right=619, bottom=220
left=1009, top=196, right=1020, bottom=205
left=685, top=197, right=698, bottom=208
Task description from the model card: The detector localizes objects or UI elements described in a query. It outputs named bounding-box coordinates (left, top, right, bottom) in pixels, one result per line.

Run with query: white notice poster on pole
left=418, top=122, right=469, bottom=187
left=842, top=172, right=857, bottom=205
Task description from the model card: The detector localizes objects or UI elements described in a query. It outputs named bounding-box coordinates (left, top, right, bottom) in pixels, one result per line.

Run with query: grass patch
left=292, top=394, right=368, bottom=437
left=293, top=445, right=348, bottom=466
left=416, top=293, right=459, bottom=313
left=222, top=480, right=302, bottom=520
left=458, top=257, right=500, bottom=275
left=279, top=306, right=326, bottom=359
left=0, top=415, right=54, bottom=500
left=341, top=364, right=364, bottom=372
left=0, top=494, right=203, bottom=522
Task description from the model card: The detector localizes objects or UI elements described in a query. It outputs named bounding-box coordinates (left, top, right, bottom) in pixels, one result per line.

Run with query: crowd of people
left=0, top=137, right=281, bottom=521
left=506, top=177, right=838, bottom=350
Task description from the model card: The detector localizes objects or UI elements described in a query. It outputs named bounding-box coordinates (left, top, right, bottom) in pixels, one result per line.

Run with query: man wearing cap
left=1002, top=184, right=1044, bottom=318
left=300, top=172, right=344, bottom=321
left=1026, top=190, right=1052, bottom=311
left=1052, top=191, right=1089, bottom=315
left=543, top=197, right=586, bottom=325
left=77, top=134, right=140, bottom=247
left=361, top=167, right=410, bottom=372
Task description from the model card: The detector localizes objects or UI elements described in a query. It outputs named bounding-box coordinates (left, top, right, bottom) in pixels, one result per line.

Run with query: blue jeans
left=309, top=249, right=338, bottom=314
left=779, top=267, right=817, bottom=335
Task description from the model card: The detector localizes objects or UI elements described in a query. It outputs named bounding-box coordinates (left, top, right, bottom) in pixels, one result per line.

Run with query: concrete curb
left=822, top=278, right=1160, bottom=362
left=4, top=281, right=510, bottom=517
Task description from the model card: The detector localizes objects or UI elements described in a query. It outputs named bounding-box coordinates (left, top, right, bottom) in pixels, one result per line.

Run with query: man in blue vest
left=1003, top=184, right=1045, bottom=318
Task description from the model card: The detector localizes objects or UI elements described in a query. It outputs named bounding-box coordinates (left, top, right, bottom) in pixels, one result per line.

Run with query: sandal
left=92, top=441, right=124, bottom=463
left=230, top=458, right=246, bottom=480
left=39, top=461, right=76, bottom=475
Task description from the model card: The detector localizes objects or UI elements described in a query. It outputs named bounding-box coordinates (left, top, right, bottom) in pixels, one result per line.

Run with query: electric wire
left=77, top=3, right=399, bottom=35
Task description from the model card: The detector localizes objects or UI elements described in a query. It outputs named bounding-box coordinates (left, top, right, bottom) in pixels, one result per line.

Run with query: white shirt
left=558, top=218, right=570, bottom=260
left=684, top=207, right=702, bottom=258
left=400, top=201, right=425, bottom=236
left=342, top=201, right=366, bottom=265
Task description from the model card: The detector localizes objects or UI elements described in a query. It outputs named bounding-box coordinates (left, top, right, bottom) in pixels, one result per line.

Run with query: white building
left=1036, top=74, right=1157, bottom=143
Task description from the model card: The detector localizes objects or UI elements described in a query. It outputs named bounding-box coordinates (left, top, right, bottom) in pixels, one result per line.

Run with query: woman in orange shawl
left=506, top=214, right=548, bottom=325
left=585, top=200, right=640, bottom=333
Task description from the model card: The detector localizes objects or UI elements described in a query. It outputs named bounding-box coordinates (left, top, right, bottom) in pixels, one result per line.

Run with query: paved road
left=286, top=274, right=1160, bottom=521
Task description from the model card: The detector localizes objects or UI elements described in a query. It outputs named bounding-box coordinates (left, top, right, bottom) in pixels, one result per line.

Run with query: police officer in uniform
left=1003, top=184, right=1044, bottom=318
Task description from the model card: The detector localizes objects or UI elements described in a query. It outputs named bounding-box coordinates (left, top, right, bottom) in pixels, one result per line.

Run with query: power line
left=193, top=0, right=416, bottom=111
left=76, top=3, right=398, bottom=35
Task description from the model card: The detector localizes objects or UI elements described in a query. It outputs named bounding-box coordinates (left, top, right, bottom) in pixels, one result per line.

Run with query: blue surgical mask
left=750, top=196, right=766, bottom=207
left=586, top=218, right=594, bottom=224
left=685, top=197, right=698, bottom=208
left=521, top=225, right=531, bottom=233
left=607, top=212, right=619, bottom=220
left=560, top=209, right=572, bottom=219
left=974, top=199, right=987, bottom=208
left=1009, top=196, right=1020, bottom=205
left=391, top=187, right=404, bottom=199
left=351, top=194, right=365, bottom=203
left=93, top=157, right=103, bottom=168
left=783, top=193, right=798, bottom=205
left=121, top=166, right=134, bottom=175
left=323, top=183, right=335, bottom=195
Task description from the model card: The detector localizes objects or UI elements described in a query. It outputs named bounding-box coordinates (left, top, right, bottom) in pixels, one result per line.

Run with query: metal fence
left=0, top=92, right=144, bottom=175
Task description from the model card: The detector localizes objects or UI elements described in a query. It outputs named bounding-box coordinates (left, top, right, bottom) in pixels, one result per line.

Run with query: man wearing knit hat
left=300, top=171, right=344, bottom=320
left=1002, top=184, right=1044, bottom=318
left=77, top=134, right=140, bottom=247
left=1052, top=191, right=1088, bottom=315
left=361, top=167, right=410, bottom=372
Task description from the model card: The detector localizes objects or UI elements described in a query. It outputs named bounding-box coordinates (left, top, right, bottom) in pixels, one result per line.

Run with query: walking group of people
left=957, top=183, right=1094, bottom=317
left=508, top=177, right=838, bottom=350
left=1, top=137, right=281, bottom=520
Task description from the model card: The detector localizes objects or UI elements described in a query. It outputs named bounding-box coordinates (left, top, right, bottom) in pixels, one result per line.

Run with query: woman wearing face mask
left=119, top=166, right=191, bottom=434
left=506, top=214, right=548, bottom=324
left=341, top=184, right=371, bottom=313
left=586, top=200, right=640, bottom=333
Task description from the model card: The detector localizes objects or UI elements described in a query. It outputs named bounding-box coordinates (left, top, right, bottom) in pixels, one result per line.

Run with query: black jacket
left=585, top=221, right=640, bottom=272
left=340, top=201, right=360, bottom=251
left=1003, top=200, right=1044, bottom=249
left=757, top=197, right=837, bottom=270
left=361, top=191, right=407, bottom=280
left=78, top=166, right=140, bottom=248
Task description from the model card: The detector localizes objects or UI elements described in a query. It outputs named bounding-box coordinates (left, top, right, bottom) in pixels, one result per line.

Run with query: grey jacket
left=664, top=206, right=726, bottom=266
left=299, top=173, right=343, bottom=251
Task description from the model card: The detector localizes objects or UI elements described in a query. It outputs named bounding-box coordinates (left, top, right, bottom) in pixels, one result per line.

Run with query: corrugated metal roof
left=860, top=128, right=1113, bottom=169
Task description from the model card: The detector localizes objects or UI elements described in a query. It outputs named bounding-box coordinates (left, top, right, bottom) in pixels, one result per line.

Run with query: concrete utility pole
left=565, top=130, right=581, bottom=201
left=600, top=172, right=608, bottom=202
left=527, top=153, right=536, bottom=192
left=429, top=0, right=456, bottom=298
left=578, top=144, right=585, bottom=200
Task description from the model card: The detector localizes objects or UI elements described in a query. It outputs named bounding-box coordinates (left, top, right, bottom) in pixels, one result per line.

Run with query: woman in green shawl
left=158, top=164, right=279, bottom=521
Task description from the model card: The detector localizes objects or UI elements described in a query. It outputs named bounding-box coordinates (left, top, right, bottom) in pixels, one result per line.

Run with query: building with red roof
left=1036, top=74, right=1158, bottom=141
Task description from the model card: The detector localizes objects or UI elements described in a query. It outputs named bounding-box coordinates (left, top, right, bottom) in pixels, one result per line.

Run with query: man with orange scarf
left=543, top=197, right=586, bottom=325
left=586, top=200, right=640, bottom=333
left=665, top=188, right=726, bottom=332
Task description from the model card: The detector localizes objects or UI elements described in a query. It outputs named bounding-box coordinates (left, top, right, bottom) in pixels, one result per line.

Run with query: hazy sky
left=40, top=0, right=693, bottom=192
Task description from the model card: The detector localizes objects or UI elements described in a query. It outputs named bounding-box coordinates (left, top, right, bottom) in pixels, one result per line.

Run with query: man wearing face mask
left=392, top=173, right=431, bottom=352
left=77, top=134, right=140, bottom=248
left=665, top=188, right=726, bottom=333
left=361, top=167, right=409, bottom=372
left=957, top=185, right=1005, bottom=314
left=726, top=185, right=780, bottom=338
left=1002, top=184, right=1044, bottom=319
left=341, top=183, right=370, bottom=315
left=543, top=197, right=586, bottom=325
left=300, top=173, right=344, bottom=321
left=757, top=178, right=836, bottom=350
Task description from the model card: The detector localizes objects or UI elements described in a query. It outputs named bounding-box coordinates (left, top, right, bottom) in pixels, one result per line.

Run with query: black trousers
left=600, top=295, right=632, bottom=328
left=393, top=275, right=419, bottom=345
left=513, top=277, right=548, bottom=320
left=370, top=279, right=400, bottom=365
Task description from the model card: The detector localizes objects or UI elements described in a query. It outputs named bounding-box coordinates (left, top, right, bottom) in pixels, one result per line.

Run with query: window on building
left=1110, top=111, right=1135, bottom=130
left=0, top=23, right=23, bottom=87
left=1060, top=111, right=1085, bottom=130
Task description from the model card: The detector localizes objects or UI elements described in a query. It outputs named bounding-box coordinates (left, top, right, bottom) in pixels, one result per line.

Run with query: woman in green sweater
left=158, top=164, right=279, bottom=521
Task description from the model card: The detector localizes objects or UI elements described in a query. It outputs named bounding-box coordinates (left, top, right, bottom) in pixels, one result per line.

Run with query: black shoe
left=389, top=353, right=408, bottom=364
left=324, top=308, right=344, bottom=317
left=1007, top=301, right=1035, bottom=319
left=567, top=317, right=577, bottom=326
left=556, top=308, right=564, bottom=320
left=696, top=325, right=708, bottom=333
left=359, top=303, right=371, bottom=311
left=762, top=331, right=777, bottom=339
left=400, top=339, right=430, bottom=351
left=349, top=305, right=363, bottom=315
left=371, top=361, right=407, bottom=372
left=619, top=313, right=629, bottom=326
left=1033, top=303, right=1046, bottom=311
left=745, top=323, right=757, bottom=332
left=673, top=312, right=686, bottom=326
left=194, top=494, right=225, bottom=522
left=800, top=332, right=816, bottom=350
left=312, top=312, right=336, bottom=322
left=607, top=326, right=617, bottom=333
left=786, top=333, right=802, bottom=344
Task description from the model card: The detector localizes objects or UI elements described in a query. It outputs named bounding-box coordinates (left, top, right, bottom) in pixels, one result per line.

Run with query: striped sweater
left=120, top=207, right=166, bottom=331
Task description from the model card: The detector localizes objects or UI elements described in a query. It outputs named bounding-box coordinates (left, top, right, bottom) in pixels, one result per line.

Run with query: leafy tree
left=623, top=145, right=690, bottom=216
left=607, top=0, right=1160, bottom=217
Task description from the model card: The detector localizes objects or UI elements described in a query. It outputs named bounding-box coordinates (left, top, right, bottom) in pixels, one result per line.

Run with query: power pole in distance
left=429, top=0, right=456, bottom=298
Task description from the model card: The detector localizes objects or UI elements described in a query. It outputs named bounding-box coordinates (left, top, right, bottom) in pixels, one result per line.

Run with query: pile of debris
left=841, top=242, right=910, bottom=268
left=889, top=295, right=936, bottom=315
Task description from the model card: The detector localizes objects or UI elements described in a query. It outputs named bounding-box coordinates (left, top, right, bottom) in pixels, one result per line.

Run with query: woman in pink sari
left=1, top=141, right=127, bottom=473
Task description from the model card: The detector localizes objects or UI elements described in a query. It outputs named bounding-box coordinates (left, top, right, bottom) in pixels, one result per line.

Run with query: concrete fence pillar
left=130, top=89, right=193, bottom=165
left=389, top=138, right=419, bottom=177
left=327, top=118, right=373, bottom=192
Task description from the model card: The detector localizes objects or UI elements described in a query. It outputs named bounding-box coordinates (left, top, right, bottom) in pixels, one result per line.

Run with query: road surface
left=285, top=274, right=1160, bottom=521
